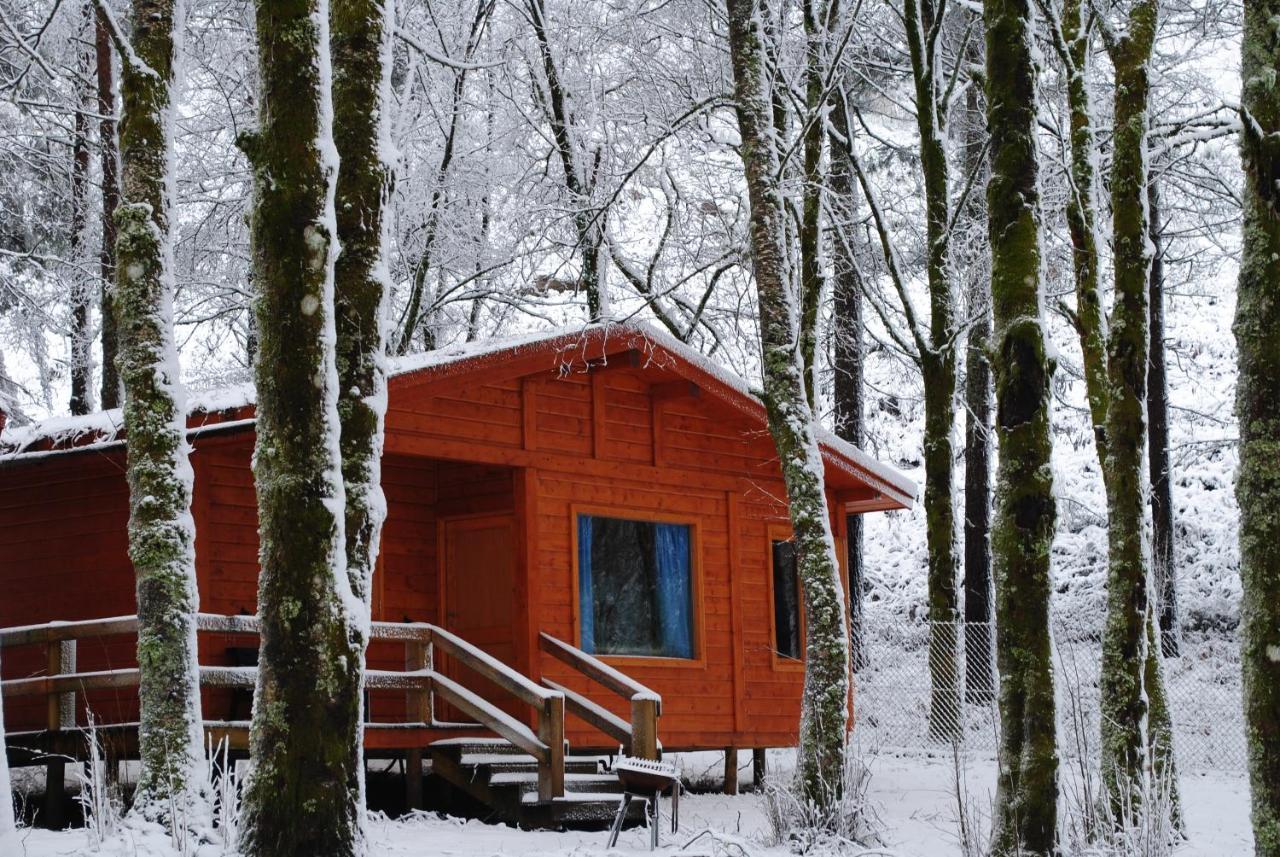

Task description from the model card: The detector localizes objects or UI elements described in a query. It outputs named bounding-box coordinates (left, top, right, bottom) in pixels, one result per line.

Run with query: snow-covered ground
left=5, top=750, right=1252, bottom=856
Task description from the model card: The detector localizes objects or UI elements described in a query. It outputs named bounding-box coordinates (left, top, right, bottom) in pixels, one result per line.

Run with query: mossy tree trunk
left=331, top=0, right=394, bottom=810
left=725, top=0, right=850, bottom=806
left=983, top=0, right=1059, bottom=851
left=1053, top=0, right=1178, bottom=815
left=112, top=0, right=209, bottom=828
left=238, top=1, right=364, bottom=854
left=70, top=6, right=94, bottom=417
left=895, top=0, right=962, bottom=739
left=1237, top=1, right=1280, bottom=851
left=1096, top=1, right=1179, bottom=816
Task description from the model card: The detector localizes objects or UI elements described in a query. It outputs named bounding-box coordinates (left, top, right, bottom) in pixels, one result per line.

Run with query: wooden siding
left=1, top=360, right=859, bottom=752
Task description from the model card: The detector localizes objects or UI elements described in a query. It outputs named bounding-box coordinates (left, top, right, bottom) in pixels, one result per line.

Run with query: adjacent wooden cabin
left=0, top=322, right=913, bottom=820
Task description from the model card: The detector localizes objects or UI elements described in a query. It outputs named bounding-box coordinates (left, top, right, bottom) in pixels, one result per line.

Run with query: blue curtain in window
left=578, top=515, right=594, bottom=653
left=655, top=523, right=693, bottom=658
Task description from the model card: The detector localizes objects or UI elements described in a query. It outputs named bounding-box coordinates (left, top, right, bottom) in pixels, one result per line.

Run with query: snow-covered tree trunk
left=331, top=0, right=394, bottom=810
left=1236, top=0, right=1280, bottom=851
left=70, top=4, right=94, bottom=417
left=1098, top=0, right=1178, bottom=816
left=725, top=0, right=850, bottom=806
left=983, top=0, right=1058, bottom=850
left=238, top=0, right=364, bottom=853
left=0, top=653, right=16, bottom=849
left=897, top=0, right=961, bottom=739
left=112, top=0, right=209, bottom=827
left=98, top=8, right=121, bottom=410
left=829, top=91, right=868, bottom=672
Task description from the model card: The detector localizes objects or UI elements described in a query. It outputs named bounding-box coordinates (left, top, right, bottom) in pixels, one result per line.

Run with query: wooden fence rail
left=0, top=613, right=569, bottom=802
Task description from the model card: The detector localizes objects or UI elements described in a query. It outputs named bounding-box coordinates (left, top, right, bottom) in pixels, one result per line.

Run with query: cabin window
left=577, top=514, right=694, bottom=659
left=772, top=539, right=803, bottom=660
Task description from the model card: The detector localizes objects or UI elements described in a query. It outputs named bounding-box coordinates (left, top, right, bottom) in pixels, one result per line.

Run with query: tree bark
left=238, top=1, right=363, bottom=853
left=829, top=92, right=867, bottom=672
left=331, top=0, right=395, bottom=812
left=983, top=0, right=1059, bottom=850
left=1098, top=1, right=1177, bottom=816
left=97, top=10, right=121, bottom=410
left=960, top=40, right=994, bottom=704
left=70, top=4, right=94, bottom=417
left=1146, top=177, right=1179, bottom=657
left=1236, top=1, right=1280, bottom=851
left=113, top=0, right=208, bottom=825
left=725, top=0, right=850, bottom=806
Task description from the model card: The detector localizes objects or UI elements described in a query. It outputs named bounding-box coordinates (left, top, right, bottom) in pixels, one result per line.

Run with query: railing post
left=537, top=692, right=565, bottom=802
left=404, top=638, right=429, bottom=811
left=630, top=695, right=659, bottom=760
left=43, top=638, right=75, bottom=828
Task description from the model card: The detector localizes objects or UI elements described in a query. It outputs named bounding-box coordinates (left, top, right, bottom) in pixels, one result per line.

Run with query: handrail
left=537, top=632, right=661, bottom=759
left=541, top=677, right=631, bottom=746
left=538, top=632, right=659, bottom=707
left=0, top=613, right=568, bottom=801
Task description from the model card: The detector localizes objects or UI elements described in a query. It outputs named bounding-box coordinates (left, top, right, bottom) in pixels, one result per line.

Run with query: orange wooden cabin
left=0, top=323, right=914, bottom=762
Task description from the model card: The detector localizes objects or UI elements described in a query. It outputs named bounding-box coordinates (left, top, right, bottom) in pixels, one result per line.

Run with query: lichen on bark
left=724, top=0, right=851, bottom=807
left=112, top=0, right=209, bottom=830
left=983, top=0, right=1059, bottom=851
left=238, top=1, right=365, bottom=854
left=1236, top=0, right=1280, bottom=852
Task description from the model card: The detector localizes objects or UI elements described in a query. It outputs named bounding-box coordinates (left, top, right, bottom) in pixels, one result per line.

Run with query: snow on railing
left=0, top=613, right=569, bottom=801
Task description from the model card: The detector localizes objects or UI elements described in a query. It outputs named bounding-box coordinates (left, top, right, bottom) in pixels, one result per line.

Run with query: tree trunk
left=725, top=0, right=850, bottom=805
left=238, top=1, right=363, bottom=853
left=901, top=0, right=961, bottom=742
left=1146, top=177, right=1179, bottom=658
left=1236, top=1, right=1280, bottom=851
left=331, top=0, right=395, bottom=810
left=113, top=0, right=208, bottom=825
left=70, top=4, right=94, bottom=417
left=960, top=44, right=994, bottom=705
left=0, top=653, right=15, bottom=848
left=527, top=0, right=606, bottom=321
left=97, top=10, right=121, bottom=410
left=1098, top=2, right=1174, bottom=815
left=829, top=92, right=867, bottom=672
left=983, top=0, right=1058, bottom=850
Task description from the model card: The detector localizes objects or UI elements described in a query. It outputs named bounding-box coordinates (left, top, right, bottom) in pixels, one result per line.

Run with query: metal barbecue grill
left=606, top=756, right=679, bottom=849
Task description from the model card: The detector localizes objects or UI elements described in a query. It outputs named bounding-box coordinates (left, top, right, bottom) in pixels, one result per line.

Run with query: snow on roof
left=0, top=321, right=917, bottom=506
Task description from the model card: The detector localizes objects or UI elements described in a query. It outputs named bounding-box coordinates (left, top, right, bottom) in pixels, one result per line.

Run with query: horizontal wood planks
left=2, top=352, right=869, bottom=752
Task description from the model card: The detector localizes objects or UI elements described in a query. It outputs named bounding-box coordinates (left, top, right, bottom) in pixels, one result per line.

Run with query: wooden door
left=438, top=513, right=518, bottom=719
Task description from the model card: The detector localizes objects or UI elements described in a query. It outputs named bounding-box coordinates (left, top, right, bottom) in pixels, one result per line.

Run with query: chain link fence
left=852, top=617, right=1245, bottom=771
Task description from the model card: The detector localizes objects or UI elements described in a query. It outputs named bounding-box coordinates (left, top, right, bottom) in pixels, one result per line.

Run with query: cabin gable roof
left=0, top=323, right=916, bottom=511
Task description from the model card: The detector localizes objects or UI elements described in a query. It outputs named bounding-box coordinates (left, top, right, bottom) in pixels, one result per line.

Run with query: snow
left=6, top=750, right=1253, bottom=856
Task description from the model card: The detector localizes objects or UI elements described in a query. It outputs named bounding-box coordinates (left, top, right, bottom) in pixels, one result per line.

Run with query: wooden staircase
left=0, top=616, right=663, bottom=830
left=427, top=738, right=645, bottom=827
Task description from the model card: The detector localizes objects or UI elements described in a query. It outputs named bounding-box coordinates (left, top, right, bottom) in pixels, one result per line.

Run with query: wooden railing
left=0, top=614, right=567, bottom=802
left=538, top=632, right=660, bottom=759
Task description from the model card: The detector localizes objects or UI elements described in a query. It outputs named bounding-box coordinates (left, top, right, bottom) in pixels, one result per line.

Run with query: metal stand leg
left=649, top=792, right=659, bottom=850
left=607, top=793, right=632, bottom=848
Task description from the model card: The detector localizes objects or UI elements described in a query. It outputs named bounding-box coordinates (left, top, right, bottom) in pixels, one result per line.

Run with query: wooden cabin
left=0, top=322, right=914, bottom=820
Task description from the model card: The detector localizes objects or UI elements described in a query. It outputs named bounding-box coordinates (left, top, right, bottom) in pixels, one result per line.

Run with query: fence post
left=404, top=638, right=429, bottom=811
left=630, top=695, right=659, bottom=760
left=43, top=638, right=75, bottom=828
left=537, top=693, right=565, bottom=802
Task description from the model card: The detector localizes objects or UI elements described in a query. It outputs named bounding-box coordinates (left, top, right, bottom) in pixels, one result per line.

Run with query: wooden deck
left=0, top=613, right=663, bottom=827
